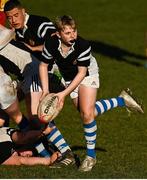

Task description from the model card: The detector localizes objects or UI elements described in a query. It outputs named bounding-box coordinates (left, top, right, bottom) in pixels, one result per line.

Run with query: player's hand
left=55, top=92, right=66, bottom=110
left=40, top=91, right=49, bottom=102
left=23, top=43, right=43, bottom=52
left=23, top=43, right=34, bottom=51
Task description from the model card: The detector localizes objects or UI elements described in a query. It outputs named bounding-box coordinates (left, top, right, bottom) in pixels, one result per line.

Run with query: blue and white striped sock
left=46, top=121, right=71, bottom=154
left=95, top=97, right=125, bottom=116
left=84, top=120, right=97, bottom=158
left=35, top=142, right=51, bottom=157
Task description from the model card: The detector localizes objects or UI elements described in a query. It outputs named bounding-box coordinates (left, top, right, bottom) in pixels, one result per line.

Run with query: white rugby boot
left=119, top=89, right=144, bottom=114
left=79, top=156, right=96, bottom=172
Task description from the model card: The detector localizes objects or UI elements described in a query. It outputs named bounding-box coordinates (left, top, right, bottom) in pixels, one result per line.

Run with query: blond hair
left=55, top=15, right=76, bottom=32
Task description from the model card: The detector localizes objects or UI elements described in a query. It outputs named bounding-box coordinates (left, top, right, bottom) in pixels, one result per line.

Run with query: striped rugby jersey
left=41, top=35, right=99, bottom=81
left=15, top=13, right=56, bottom=46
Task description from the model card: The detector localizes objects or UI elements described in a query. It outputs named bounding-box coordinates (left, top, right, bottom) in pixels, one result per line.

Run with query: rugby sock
left=46, top=121, right=71, bottom=154
left=35, top=142, right=51, bottom=157
left=95, top=97, right=125, bottom=116
left=17, top=115, right=29, bottom=131
left=84, top=120, right=97, bottom=158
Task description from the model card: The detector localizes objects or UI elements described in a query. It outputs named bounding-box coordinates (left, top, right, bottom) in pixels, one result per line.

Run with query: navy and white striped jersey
left=15, top=14, right=56, bottom=46
left=41, top=35, right=99, bottom=81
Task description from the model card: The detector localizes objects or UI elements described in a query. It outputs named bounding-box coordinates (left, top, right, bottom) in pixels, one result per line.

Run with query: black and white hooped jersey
left=41, top=35, right=99, bottom=81
left=15, top=14, right=56, bottom=46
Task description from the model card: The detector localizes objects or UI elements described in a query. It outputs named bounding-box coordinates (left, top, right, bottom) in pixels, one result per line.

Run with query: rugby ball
left=38, top=93, right=61, bottom=123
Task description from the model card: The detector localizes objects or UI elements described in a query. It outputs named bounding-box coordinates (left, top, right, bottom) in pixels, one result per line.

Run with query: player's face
left=5, top=7, right=25, bottom=29
left=58, top=25, right=77, bottom=46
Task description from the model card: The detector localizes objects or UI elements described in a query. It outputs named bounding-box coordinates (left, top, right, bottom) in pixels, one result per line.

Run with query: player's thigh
left=78, top=74, right=99, bottom=112
left=25, top=91, right=42, bottom=116
left=21, top=74, right=42, bottom=116
left=78, top=85, right=97, bottom=113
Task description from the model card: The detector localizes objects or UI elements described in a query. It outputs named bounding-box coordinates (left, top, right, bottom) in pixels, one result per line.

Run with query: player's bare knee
left=80, top=111, right=94, bottom=123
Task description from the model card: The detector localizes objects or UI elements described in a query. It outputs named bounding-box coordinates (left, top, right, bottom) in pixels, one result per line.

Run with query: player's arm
left=23, top=43, right=43, bottom=52
left=0, top=55, right=23, bottom=81
left=2, top=151, right=60, bottom=165
left=60, top=66, right=87, bottom=97
left=39, top=62, right=50, bottom=100
left=39, top=37, right=55, bottom=100
left=56, top=66, right=87, bottom=107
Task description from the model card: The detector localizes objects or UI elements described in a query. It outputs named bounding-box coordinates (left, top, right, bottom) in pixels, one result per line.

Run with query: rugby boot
left=79, top=156, right=96, bottom=172
left=50, top=149, right=80, bottom=168
left=119, top=89, right=144, bottom=114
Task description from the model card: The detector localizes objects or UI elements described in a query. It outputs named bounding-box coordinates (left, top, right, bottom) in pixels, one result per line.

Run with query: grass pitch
left=1, top=0, right=147, bottom=178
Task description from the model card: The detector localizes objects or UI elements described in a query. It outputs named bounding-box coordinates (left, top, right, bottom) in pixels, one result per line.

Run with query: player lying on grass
left=39, top=15, right=144, bottom=172
left=0, top=126, right=61, bottom=166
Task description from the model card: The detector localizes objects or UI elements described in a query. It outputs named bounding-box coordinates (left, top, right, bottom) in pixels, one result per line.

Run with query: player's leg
left=80, top=74, right=144, bottom=116
left=4, top=99, right=29, bottom=130
left=46, top=120, right=72, bottom=154
left=94, top=89, right=144, bottom=116
left=25, top=92, right=43, bottom=130
left=77, top=85, right=97, bottom=172
left=0, top=70, right=29, bottom=130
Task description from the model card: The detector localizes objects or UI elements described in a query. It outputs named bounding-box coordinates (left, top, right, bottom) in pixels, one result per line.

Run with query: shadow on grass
left=71, top=145, right=107, bottom=152
left=89, top=40, right=147, bottom=67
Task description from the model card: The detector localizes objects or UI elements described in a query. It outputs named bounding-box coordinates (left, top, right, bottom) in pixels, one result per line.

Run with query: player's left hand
left=55, top=92, right=65, bottom=110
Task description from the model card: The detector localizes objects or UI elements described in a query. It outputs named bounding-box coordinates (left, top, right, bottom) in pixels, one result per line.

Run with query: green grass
left=1, top=0, right=147, bottom=178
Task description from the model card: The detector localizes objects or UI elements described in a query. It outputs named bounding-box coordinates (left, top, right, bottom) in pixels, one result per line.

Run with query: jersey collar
left=58, top=39, right=75, bottom=58
left=24, top=13, right=29, bottom=30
